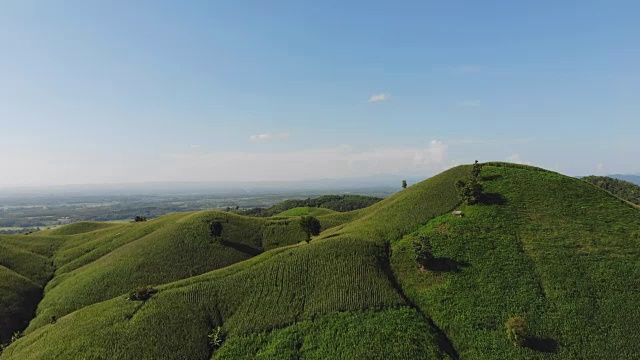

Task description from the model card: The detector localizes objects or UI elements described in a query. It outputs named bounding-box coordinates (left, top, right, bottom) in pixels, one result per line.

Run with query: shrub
left=1, top=331, right=22, bottom=353
left=208, top=326, right=223, bottom=348
left=505, top=316, right=528, bottom=346
left=209, top=221, right=223, bottom=238
left=411, top=236, right=434, bottom=268
left=127, top=286, right=158, bottom=301
left=134, top=216, right=147, bottom=222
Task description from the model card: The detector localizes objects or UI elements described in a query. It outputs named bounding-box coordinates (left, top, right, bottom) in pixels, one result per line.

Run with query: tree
left=455, top=178, right=484, bottom=205
left=505, top=316, right=528, bottom=346
left=402, top=180, right=407, bottom=189
left=209, top=221, right=223, bottom=238
left=299, top=216, right=321, bottom=243
left=471, top=160, right=482, bottom=178
left=455, top=161, right=484, bottom=205
left=134, top=215, right=147, bottom=222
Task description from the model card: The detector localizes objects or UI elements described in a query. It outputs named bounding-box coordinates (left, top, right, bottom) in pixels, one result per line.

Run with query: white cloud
left=506, top=154, right=531, bottom=165
left=368, top=93, right=390, bottom=103
left=457, top=100, right=481, bottom=107
left=0, top=140, right=450, bottom=186
left=413, top=140, right=448, bottom=165
left=249, top=132, right=290, bottom=141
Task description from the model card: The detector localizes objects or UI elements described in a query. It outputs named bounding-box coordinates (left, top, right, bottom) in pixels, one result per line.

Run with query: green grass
left=213, top=307, right=446, bottom=359
left=275, top=207, right=337, bottom=217
left=2, top=239, right=408, bottom=359
left=0, top=167, right=468, bottom=359
left=47, top=221, right=118, bottom=235
left=25, top=211, right=310, bottom=332
left=391, top=164, right=640, bottom=359
left=1, top=163, right=639, bottom=359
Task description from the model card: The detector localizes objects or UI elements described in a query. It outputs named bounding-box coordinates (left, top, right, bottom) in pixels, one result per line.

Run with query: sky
left=1, top=0, right=639, bottom=186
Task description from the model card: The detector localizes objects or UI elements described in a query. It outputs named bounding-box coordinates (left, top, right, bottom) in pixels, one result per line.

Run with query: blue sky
left=1, top=1, right=638, bottom=185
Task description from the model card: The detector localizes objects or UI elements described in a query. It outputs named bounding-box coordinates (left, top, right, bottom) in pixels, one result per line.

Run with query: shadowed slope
left=0, top=236, right=66, bottom=343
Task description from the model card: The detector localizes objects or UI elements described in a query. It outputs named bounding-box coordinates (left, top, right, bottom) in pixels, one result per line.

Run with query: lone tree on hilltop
left=471, top=160, right=482, bottom=178
left=455, top=160, right=484, bottom=205
left=209, top=221, right=223, bottom=238
left=299, top=216, right=321, bottom=243
left=402, top=180, right=407, bottom=189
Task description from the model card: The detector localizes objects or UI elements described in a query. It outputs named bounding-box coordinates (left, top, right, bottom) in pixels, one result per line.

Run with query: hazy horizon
left=1, top=1, right=638, bottom=187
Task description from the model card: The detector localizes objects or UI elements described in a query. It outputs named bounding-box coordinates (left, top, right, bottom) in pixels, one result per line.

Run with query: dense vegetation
left=240, top=195, right=382, bottom=217
left=1, top=163, right=639, bottom=359
left=582, top=175, right=640, bottom=205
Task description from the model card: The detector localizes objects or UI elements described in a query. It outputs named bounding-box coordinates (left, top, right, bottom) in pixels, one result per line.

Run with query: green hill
left=241, top=194, right=382, bottom=217
left=582, top=175, right=640, bottom=205
left=275, top=206, right=337, bottom=217
left=1, top=163, right=639, bottom=359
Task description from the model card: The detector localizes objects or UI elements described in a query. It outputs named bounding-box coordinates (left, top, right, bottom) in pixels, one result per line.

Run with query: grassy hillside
left=582, top=175, right=640, bottom=205
left=47, top=222, right=118, bottom=236
left=1, top=163, right=639, bottom=359
left=391, top=164, right=640, bottom=358
left=24, top=211, right=313, bottom=333
left=242, top=194, right=382, bottom=217
left=275, top=206, right=337, bottom=217
left=0, top=166, right=467, bottom=359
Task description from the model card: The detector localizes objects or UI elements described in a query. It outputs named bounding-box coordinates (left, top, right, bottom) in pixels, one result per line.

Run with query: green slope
left=391, top=163, right=640, bottom=359
left=275, top=207, right=337, bottom=217
left=0, top=166, right=468, bottom=359
left=1, top=163, right=639, bottom=359
left=24, top=211, right=309, bottom=332
left=241, top=194, right=383, bottom=217
left=582, top=175, right=640, bottom=206
left=47, top=222, right=118, bottom=236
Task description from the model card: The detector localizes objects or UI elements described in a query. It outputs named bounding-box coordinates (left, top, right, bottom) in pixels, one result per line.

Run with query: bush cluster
left=411, top=235, right=434, bottom=268
left=127, top=286, right=158, bottom=301
left=208, top=326, right=223, bottom=348
left=505, top=316, right=528, bottom=346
